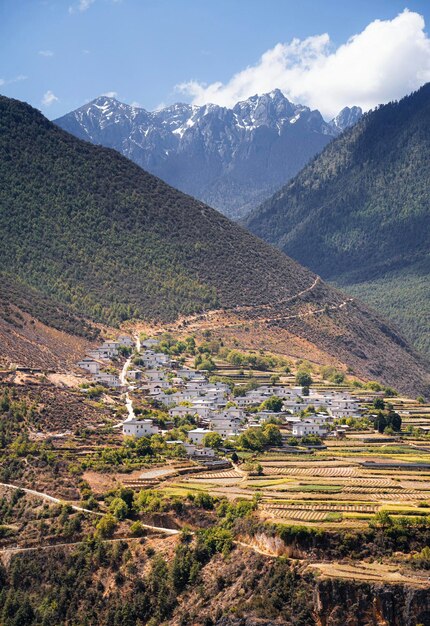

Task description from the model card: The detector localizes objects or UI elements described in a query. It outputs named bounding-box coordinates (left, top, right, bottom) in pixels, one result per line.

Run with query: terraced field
left=164, top=429, right=430, bottom=528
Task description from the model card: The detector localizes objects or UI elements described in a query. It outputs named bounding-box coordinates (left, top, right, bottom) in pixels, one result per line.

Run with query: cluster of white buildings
left=77, top=334, right=365, bottom=456
left=118, top=341, right=364, bottom=453
left=77, top=334, right=135, bottom=388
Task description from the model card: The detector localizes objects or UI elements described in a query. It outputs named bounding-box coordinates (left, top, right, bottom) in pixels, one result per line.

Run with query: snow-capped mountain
left=55, top=90, right=362, bottom=218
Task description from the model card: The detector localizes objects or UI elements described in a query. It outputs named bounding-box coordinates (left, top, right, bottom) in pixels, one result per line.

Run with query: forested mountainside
left=244, top=85, right=430, bottom=358
left=54, top=90, right=361, bottom=219
left=0, top=95, right=429, bottom=396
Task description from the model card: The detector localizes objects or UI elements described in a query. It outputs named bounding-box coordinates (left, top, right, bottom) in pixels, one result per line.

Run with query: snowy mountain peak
left=330, top=105, right=363, bottom=132
left=55, top=92, right=362, bottom=218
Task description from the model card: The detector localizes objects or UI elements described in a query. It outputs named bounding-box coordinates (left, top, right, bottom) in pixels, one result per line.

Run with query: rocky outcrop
left=314, top=579, right=430, bottom=626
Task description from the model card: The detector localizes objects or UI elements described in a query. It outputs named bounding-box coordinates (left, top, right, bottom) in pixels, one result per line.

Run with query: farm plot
left=187, top=470, right=243, bottom=481
left=263, top=466, right=358, bottom=478
left=266, top=509, right=329, bottom=522
left=340, top=478, right=398, bottom=488
left=262, top=503, right=377, bottom=513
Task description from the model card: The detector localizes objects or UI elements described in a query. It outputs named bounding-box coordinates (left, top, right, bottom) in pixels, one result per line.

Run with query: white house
left=127, top=369, right=142, bottom=381
left=94, top=373, right=122, bottom=388
left=142, top=338, right=160, bottom=349
left=122, top=418, right=159, bottom=438
left=169, top=406, right=196, bottom=419
left=188, top=428, right=214, bottom=445
left=117, top=335, right=134, bottom=347
left=77, top=358, right=100, bottom=375
left=86, top=349, right=112, bottom=361
left=182, top=442, right=215, bottom=458
left=292, top=421, right=327, bottom=437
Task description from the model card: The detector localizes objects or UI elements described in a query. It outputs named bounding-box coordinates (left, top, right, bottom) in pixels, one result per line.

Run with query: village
left=77, top=333, right=370, bottom=465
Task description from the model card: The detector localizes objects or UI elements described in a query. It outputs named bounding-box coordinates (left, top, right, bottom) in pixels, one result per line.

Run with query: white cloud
left=41, top=90, right=59, bottom=107
left=102, top=91, right=118, bottom=98
left=0, top=75, right=28, bottom=86
left=69, top=0, right=120, bottom=14
left=177, top=10, right=430, bottom=118
left=38, top=50, right=54, bottom=57
left=131, top=101, right=143, bottom=108
left=68, top=0, right=95, bottom=14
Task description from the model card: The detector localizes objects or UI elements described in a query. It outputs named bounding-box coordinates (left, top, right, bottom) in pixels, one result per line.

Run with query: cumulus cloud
left=41, top=90, right=59, bottom=107
left=177, top=10, right=430, bottom=118
left=38, top=50, right=54, bottom=57
left=102, top=91, right=118, bottom=98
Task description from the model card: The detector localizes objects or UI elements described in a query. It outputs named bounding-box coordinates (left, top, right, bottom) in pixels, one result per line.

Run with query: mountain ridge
left=0, top=94, right=428, bottom=396
left=244, top=85, right=430, bottom=358
left=54, top=91, right=362, bottom=218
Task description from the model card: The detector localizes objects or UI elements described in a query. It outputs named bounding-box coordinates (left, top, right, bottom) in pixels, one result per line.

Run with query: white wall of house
left=292, top=422, right=326, bottom=437
left=188, top=428, right=214, bottom=445
left=77, top=359, right=100, bottom=374
left=122, top=419, right=159, bottom=438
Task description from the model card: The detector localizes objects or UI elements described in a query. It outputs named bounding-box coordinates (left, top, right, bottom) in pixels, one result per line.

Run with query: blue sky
left=1, top=0, right=430, bottom=119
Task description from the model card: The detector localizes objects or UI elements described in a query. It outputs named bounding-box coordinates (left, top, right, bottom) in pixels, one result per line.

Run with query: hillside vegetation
left=244, top=85, right=430, bottom=358
left=0, top=96, right=316, bottom=326
left=0, top=96, right=429, bottom=396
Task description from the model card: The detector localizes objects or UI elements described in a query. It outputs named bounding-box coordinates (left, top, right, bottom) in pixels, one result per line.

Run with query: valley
left=0, top=20, right=429, bottom=621
left=54, top=92, right=361, bottom=219
left=1, top=324, right=430, bottom=625
left=245, top=85, right=430, bottom=359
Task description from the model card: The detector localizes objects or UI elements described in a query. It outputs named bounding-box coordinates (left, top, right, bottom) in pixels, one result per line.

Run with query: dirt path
left=0, top=482, right=104, bottom=516
left=0, top=482, right=179, bottom=535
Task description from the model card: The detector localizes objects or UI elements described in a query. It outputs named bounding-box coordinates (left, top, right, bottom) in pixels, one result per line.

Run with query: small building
left=182, top=442, right=216, bottom=458
left=118, top=335, right=135, bottom=347
left=292, top=421, right=327, bottom=438
left=188, top=428, right=214, bottom=445
left=169, top=406, right=196, bottom=418
left=127, top=369, right=142, bottom=380
left=77, top=358, right=100, bottom=375
left=122, top=418, right=159, bottom=438
left=94, top=373, right=122, bottom=388
left=142, top=338, right=160, bottom=349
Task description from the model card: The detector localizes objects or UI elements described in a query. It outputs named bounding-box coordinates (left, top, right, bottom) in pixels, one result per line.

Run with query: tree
left=261, top=396, right=283, bottom=412
left=375, top=412, right=387, bottom=433
left=373, top=398, right=385, bottom=410
left=373, top=510, right=393, bottom=528
left=296, top=371, right=313, bottom=387
left=96, top=514, right=117, bottom=538
left=203, top=432, right=223, bottom=450
left=109, top=497, right=129, bottom=520
left=387, top=410, right=402, bottom=432
left=262, top=423, right=283, bottom=446
left=130, top=521, right=146, bottom=537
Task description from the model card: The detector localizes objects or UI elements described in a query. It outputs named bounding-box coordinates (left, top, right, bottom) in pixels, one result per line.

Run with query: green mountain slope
left=244, top=85, right=430, bottom=357
left=0, top=95, right=429, bottom=396
left=0, top=95, right=316, bottom=325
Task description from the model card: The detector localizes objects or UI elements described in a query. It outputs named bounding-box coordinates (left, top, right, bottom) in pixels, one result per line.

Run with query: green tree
left=96, top=514, right=117, bottom=538
left=261, top=396, right=283, bottom=412
left=202, top=432, right=223, bottom=450
left=262, top=423, right=283, bottom=446
left=296, top=371, right=313, bottom=387
left=109, top=497, right=129, bottom=520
